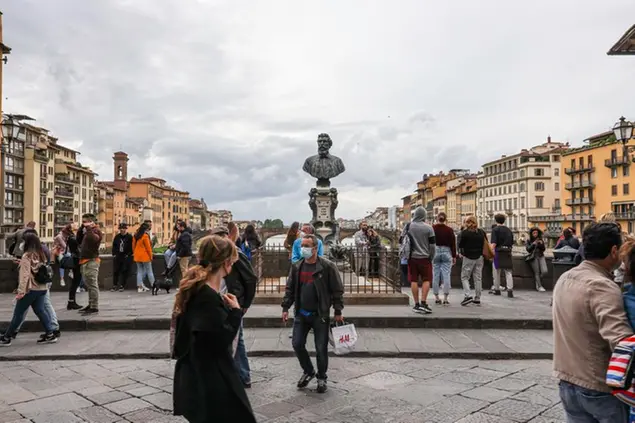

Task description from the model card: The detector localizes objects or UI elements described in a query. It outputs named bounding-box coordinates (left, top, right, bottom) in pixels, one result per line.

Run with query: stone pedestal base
left=308, top=186, right=339, bottom=245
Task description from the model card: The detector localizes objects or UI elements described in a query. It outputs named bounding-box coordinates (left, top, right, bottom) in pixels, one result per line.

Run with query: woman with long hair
left=367, top=228, right=382, bottom=278
left=526, top=228, right=547, bottom=292
left=284, top=222, right=301, bottom=258
left=238, top=224, right=262, bottom=261
left=132, top=222, right=153, bottom=293
left=172, top=235, right=256, bottom=423
left=458, top=216, right=487, bottom=306
left=432, top=212, right=456, bottom=305
left=0, top=232, right=60, bottom=346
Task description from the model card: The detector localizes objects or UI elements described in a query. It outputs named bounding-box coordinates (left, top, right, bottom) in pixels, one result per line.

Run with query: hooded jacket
left=175, top=227, right=193, bottom=258
left=526, top=227, right=546, bottom=258
left=225, top=250, right=257, bottom=309
left=401, top=207, right=436, bottom=260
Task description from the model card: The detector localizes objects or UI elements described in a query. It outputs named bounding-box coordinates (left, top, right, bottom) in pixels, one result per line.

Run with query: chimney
left=547, top=135, right=551, bottom=143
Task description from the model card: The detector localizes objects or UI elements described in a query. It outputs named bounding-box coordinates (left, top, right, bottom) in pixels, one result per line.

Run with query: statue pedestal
left=309, top=186, right=339, bottom=245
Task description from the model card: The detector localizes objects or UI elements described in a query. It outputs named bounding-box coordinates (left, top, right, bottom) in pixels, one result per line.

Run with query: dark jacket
left=78, top=226, right=103, bottom=260
left=458, top=228, right=486, bottom=260
left=555, top=236, right=581, bottom=250
left=226, top=250, right=257, bottom=309
left=175, top=229, right=193, bottom=258
left=173, top=285, right=256, bottom=423
left=112, top=233, right=133, bottom=257
left=240, top=234, right=262, bottom=250
left=526, top=228, right=546, bottom=259
left=282, top=256, right=344, bottom=318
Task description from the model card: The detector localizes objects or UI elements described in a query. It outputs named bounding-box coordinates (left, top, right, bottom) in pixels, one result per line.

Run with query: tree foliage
left=262, top=218, right=284, bottom=229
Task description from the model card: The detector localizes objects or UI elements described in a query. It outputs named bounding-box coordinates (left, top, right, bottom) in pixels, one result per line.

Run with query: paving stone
left=422, top=396, right=488, bottom=423
left=461, top=387, right=511, bottom=403
left=140, top=393, right=172, bottom=411
left=72, top=406, right=121, bottom=423
left=0, top=384, right=37, bottom=405
left=103, top=398, right=152, bottom=416
left=141, top=377, right=172, bottom=389
left=485, top=376, right=537, bottom=392
left=528, top=418, right=565, bottom=423
left=455, top=413, right=511, bottom=423
left=31, top=411, right=84, bottom=423
left=122, top=408, right=171, bottom=423
left=480, top=398, right=549, bottom=422
left=512, top=385, right=560, bottom=406
left=81, top=385, right=114, bottom=397
left=126, top=386, right=160, bottom=397
left=254, top=401, right=302, bottom=419
left=122, top=372, right=157, bottom=383
left=442, top=369, right=503, bottom=385
left=0, top=411, right=24, bottom=423
left=101, top=376, right=136, bottom=389
left=540, top=404, right=566, bottom=420
left=88, top=390, right=131, bottom=406
left=14, top=393, right=92, bottom=417
left=348, top=371, right=414, bottom=390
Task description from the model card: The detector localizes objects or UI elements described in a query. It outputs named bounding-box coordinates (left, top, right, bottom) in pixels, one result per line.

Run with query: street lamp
left=613, top=116, right=635, bottom=162
left=1, top=115, right=19, bottom=144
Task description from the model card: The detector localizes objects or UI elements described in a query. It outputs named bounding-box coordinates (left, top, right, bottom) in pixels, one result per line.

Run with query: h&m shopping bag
left=329, top=321, right=358, bottom=356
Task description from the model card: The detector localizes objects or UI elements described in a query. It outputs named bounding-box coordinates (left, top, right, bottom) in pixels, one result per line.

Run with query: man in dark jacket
left=111, top=223, right=133, bottom=292
left=77, top=214, right=103, bottom=314
left=211, top=225, right=258, bottom=388
left=175, top=221, right=193, bottom=279
left=282, top=234, right=344, bottom=394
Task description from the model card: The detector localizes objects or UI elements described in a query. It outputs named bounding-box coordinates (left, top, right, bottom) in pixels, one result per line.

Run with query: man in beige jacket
left=553, top=222, right=631, bottom=422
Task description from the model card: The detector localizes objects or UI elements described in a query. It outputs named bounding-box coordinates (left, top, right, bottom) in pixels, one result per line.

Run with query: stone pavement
left=0, top=329, right=554, bottom=361
left=0, top=290, right=553, bottom=332
left=0, top=358, right=565, bottom=422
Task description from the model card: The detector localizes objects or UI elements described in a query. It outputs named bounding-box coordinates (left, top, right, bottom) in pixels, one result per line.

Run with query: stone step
left=0, top=328, right=554, bottom=361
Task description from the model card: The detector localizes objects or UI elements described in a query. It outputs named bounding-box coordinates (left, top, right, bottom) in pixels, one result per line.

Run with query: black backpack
left=34, top=262, right=54, bottom=285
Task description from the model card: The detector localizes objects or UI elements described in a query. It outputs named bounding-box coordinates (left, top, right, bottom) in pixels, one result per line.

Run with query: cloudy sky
left=3, top=1, right=635, bottom=222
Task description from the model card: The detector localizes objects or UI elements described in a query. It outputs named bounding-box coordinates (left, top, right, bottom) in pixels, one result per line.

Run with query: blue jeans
left=233, top=319, right=251, bottom=384
left=136, top=262, right=155, bottom=287
left=559, top=380, right=628, bottom=422
left=432, top=246, right=453, bottom=296
left=291, top=313, right=330, bottom=379
left=5, top=290, right=58, bottom=337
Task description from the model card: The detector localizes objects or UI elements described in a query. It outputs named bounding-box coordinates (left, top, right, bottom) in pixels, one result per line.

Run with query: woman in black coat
left=172, top=235, right=256, bottom=423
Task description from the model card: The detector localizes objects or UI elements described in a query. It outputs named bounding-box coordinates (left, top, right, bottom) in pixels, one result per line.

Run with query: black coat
left=225, top=250, right=257, bottom=309
left=112, top=233, right=133, bottom=257
left=175, top=230, right=193, bottom=258
left=173, top=285, right=255, bottom=423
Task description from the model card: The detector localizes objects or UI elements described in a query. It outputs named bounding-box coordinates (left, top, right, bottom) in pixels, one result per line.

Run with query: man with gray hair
left=401, top=206, right=436, bottom=314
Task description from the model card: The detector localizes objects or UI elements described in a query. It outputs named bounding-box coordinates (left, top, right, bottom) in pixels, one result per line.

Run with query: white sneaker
left=69, top=271, right=74, bottom=279
left=60, top=280, right=66, bottom=287
left=138, top=286, right=144, bottom=293
left=538, top=287, right=546, bottom=292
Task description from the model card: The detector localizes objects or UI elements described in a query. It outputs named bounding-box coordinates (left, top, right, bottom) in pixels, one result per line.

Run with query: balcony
left=40, top=204, right=47, bottom=212
left=614, top=212, right=635, bottom=221
left=55, top=203, right=74, bottom=213
left=565, top=197, right=595, bottom=206
left=5, top=184, right=24, bottom=192
left=4, top=166, right=24, bottom=175
left=528, top=214, right=565, bottom=222
left=40, top=186, right=49, bottom=193
left=565, top=165, right=595, bottom=175
left=55, top=189, right=74, bottom=199
left=605, top=156, right=632, bottom=168
left=34, top=150, right=49, bottom=162
left=505, top=209, right=514, bottom=215
left=565, top=180, right=595, bottom=190
left=566, top=213, right=595, bottom=222
left=55, top=174, right=75, bottom=185
left=4, top=202, right=24, bottom=208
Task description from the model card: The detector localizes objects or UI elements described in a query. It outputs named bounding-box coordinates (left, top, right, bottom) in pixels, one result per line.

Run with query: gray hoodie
left=402, top=207, right=436, bottom=260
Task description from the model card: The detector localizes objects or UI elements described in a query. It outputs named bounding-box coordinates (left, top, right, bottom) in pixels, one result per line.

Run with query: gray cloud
left=3, top=0, right=635, bottom=222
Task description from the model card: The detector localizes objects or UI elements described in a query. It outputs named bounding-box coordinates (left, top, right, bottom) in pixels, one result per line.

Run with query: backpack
left=240, top=240, right=252, bottom=261
left=8, top=239, right=16, bottom=255
left=34, top=261, right=54, bottom=285
left=399, top=223, right=413, bottom=261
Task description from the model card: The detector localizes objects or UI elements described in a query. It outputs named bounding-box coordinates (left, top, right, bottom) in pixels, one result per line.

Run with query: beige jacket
left=553, top=260, right=633, bottom=392
left=17, top=252, right=49, bottom=295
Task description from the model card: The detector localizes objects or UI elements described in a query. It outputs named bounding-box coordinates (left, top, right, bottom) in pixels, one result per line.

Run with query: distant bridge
left=258, top=227, right=400, bottom=245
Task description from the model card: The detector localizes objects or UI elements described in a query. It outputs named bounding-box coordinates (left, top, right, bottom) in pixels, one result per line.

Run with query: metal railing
left=565, top=165, right=595, bottom=174
left=605, top=156, right=631, bottom=167
left=253, top=245, right=402, bottom=295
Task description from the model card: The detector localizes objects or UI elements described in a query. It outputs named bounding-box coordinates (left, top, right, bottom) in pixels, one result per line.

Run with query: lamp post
left=0, top=115, right=19, bottom=255
left=612, top=116, right=635, bottom=162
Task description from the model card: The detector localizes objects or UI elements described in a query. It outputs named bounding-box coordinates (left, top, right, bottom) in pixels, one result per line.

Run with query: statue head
left=317, top=133, right=332, bottom=158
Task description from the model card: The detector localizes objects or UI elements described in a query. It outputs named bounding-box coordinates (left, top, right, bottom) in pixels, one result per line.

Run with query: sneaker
left=0, top=332, right=16, bottom=340
left=317, top=379, right=327, bottom=393
left=60, top=280, right=66, bottom=287
left=69, top=270, right=74, bottom=279
left=434, top=297, right=442, bottom=305
left=537, top=286, right=546, bottom=292
left=110, top=287, right=117, bottom=292
left=507, top=290, right=514, bottom=298
left=412, top=303, right=425, bottom=314
left=243, top=381, right=252, bottom=389
left=442, top=299, right=450, bottom=306
left=419, top=303, right=432, bottom=314
left=297, top=372, right=315, bottom=389
left=492, top=290, right=502, bottom=296
left=118, top=286, right=125, bottom=292
left=137, top=286, right=145, bottom=293
left=461, top=296, right=474, bottom=306
left=80, top=307, right=99, bottom=315
left=0, top=336, right=12, bottom=346
left=473, top=298, right=481, bottom=305
left=37, top=332, right=59, bottom=344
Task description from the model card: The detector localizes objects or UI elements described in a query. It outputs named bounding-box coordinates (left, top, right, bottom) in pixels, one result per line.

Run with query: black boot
left=67, top=301, right=82, bottom=310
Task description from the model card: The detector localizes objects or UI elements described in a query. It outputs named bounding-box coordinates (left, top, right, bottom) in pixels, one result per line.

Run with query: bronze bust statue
left=302, top=133, right=345, bottom=186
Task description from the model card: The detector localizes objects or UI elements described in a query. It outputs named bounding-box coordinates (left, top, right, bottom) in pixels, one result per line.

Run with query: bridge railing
left=251, top=246, right=402, bottom=295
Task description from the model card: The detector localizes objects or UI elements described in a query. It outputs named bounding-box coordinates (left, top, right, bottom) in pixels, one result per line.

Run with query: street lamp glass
left=613, top=116, right=634, bottom=143
left=1, top=117, right=19, bottom=140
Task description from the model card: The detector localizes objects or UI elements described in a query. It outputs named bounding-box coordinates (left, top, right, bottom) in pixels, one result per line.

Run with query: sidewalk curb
left=8, top=317, right=553, bottom=332
left=0, top=351, right=553, bottom=361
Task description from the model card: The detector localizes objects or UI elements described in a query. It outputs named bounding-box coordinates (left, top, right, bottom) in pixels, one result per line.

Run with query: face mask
left=301, top=247, right=313, bottom=259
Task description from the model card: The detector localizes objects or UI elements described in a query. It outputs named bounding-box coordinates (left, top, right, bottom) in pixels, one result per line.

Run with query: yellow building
left=458, top=179, right=478, bottom=226
left=530, top=130, right=635, bottom=236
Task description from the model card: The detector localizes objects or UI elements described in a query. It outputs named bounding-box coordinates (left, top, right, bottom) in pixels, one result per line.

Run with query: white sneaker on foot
left=538, top=287, right=546, bottom=292
left=60, top=280, right=66, bottom=287
left=137, top=286, right=145, bottom=293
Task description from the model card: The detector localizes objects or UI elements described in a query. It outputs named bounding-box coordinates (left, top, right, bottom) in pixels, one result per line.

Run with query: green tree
left=262, top=219, right=284, bottom=229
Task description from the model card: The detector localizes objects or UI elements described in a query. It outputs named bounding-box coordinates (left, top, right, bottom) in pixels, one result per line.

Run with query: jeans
left=233, top=319, right=251, bottom=384
left=530, top=256, right=548, bottom=290
left=432, top=246, right=453, bottom=296
left=165, top=249, right=177, bottom=269
left=291, top=314, right=330, bottom=379
left=559, top=380, right=628, bottom=422
left=136, top=262, right=155, bottom=287
left=461, top=256, right=484, bottom=299
left=4, top=290, right=58, bottom=337
left=81, top=260, right=100, bottom=308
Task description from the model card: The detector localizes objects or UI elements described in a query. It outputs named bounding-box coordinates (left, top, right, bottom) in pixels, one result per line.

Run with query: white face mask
left=301, top=247, right=314, bottom=259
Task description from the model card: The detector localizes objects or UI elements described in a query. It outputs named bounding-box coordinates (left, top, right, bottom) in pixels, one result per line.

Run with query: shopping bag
left=329, top=321, right=358, bottom=356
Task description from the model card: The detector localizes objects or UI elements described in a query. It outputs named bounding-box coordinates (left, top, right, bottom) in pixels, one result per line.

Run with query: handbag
left=58, top=245, right=75, bottom=270
left=481, top=230, right=494, bottom=261
left=328, top=320, right=358, bottom=356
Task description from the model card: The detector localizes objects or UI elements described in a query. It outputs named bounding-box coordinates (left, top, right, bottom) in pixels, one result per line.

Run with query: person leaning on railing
left=291, top=224, right=324, bottom=264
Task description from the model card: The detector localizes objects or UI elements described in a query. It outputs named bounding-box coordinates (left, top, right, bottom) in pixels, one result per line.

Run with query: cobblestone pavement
left=0, top=358, right=564, bottom=422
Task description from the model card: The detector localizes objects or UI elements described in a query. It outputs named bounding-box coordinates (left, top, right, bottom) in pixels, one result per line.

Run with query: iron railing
left=252, top=245, right=402, bottom=295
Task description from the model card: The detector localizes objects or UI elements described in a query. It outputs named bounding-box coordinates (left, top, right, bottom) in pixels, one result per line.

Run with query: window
left=534, top=168, right=544, bottom=177
left=535, top=182, right=545, bottom=191
left=553, top=155, right=560, bottom=162
left=612, top=168, right=618, bottom=178
left=519, top=183, right=525, bottom=192
left=555, top=182, right=559, bottom=191
left=47, top=198, right=53, bottom=206
left=612, top=185, right=618, bottom=196
left=554, top=168, right=559, bottom=176
left=513, top=198, right=518, bottom=209
left=520, top=197, right=525, bottom=209
left=535, top=196, right=544, bottom=208
left=555, top=199, right=561, bottom=209
left=625, top=166, right=630, bottom=177
left=625, top=184, right=630, bottom=196
left=48, top=213, right=52, bottom=222
left=520, top=170, right=525, bottom=178
left=48, top=229, right=53, bottom=238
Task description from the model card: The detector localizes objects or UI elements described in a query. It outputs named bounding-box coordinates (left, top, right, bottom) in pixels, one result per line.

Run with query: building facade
left=458, top=179, right=477, bottom=226
left=477, top=138, right=567, bottom=240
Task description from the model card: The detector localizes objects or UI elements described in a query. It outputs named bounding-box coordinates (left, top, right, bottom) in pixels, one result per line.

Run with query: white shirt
left=220, top=278, right=228, bottom=295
